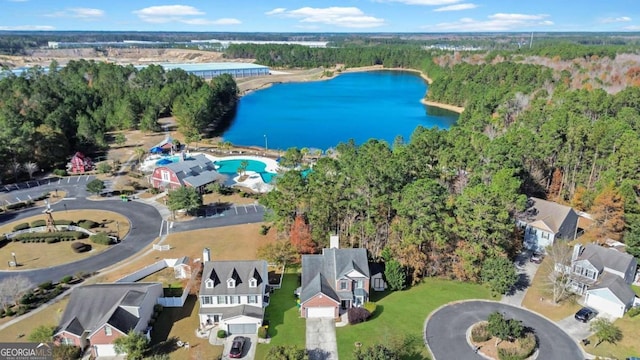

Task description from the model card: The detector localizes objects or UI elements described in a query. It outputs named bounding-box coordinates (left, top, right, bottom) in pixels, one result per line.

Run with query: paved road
left=426, top=301, right=584, bottom=360
left=0, top=181, right=266, bottom=285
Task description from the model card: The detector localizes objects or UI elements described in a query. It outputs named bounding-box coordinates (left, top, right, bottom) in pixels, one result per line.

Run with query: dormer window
left=340, top=280, right=348, bottom=290
left=249, top=278, right=257, bottom=288
left=205, top=279, right=214, bottom=289
left=227, top=278, right=236, bottom=288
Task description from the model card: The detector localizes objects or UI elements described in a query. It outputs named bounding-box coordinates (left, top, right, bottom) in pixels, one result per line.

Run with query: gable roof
left=200, top=260, right=268, bottom=296
left=56, top=283, right=161, bottom=337
left=520, top=197, right=575, bottom=234
left=587, top=272, right=636, bottom=304
left=300, top=248, right=369, bottom=304
left=576, top=244, right=636, bottom=275
left=159, top=154, right=223, bottom=188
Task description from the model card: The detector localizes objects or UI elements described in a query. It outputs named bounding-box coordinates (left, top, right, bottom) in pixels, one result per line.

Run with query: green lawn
left=633, top=285, right=640, bottom=297
left=336, top=278, right=493, bottom=360
left=255, top=268, right=306, bottom=359
left=585, top=312, right=640, bottom=359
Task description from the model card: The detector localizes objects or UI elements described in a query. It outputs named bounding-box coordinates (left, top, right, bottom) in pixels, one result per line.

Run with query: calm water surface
left=223, top=71, right=458, bottom=151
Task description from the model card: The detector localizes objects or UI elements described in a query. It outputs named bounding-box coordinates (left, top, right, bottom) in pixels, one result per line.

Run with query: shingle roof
left=162, top=154, right=222, bottom=188
left=520, top=197, right=574, bottom=233
left=577, top=244, right=635, bottom=274
left=198, top=304, right=264, bottom=320
left=300, top=248, right=369, bottom=304
left=199, top=260, right=268, bottom=296
left=55, top=283, right=161, bottom=337
left=588, top=272, right=636, bottom=304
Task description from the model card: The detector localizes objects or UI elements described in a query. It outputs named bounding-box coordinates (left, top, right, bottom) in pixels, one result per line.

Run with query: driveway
left=306, top=318, right=338, bottom=360
left=425, top=300, right=584, bottom=360
left=501, top=250, right=540, bottom=307
left=556, top=314, right=598, bottom=342
left=222, top=334, right=257, bottom=360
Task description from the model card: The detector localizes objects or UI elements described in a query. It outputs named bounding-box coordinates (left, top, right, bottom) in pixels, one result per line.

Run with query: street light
left=264, top=134, right=268, bottom=153
left=11, top=252, right=17, bottom=266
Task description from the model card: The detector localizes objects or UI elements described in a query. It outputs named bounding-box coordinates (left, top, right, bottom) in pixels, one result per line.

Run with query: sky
left=1, top=0, right=640, bottom=33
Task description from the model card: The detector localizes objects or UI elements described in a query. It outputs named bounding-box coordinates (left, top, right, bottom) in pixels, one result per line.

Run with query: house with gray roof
left=569, top=244, right=638, bottom=318
left=300, top=244, right=370, bottom=319
left=150, top=154, right=223, bottom=192
left=54, top=282, right=162, bottom=358
left=517, top=197, right=579, bottom=251
left=198, top=260, right=268, bottom=335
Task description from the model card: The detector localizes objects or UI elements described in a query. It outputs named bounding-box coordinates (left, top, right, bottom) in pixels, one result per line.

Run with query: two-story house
left=150, top=154, right=222, bottom=192
left=54, top=283, right=163, bottom=358
left=517, top=197, right=579, bottom=251
left=198, top=260, right=268, bottom=335
left=569, top=244, right=638, bottom=318
left=300, top=239, right=370, bottom=319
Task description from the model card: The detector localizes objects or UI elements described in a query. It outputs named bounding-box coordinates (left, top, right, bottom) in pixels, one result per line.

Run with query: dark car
left=229, top=336, right=246, bottom=358
left=574, top=307, right=597, bottom=323
left=530, top=252, right=544, bottom=264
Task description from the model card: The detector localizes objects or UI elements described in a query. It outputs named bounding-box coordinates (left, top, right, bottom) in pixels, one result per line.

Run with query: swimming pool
left=214, top=159, right=277, bottom=183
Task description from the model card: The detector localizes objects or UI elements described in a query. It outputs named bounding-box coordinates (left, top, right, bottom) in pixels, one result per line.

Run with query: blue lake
left=222, top=71, right=458, bottom=151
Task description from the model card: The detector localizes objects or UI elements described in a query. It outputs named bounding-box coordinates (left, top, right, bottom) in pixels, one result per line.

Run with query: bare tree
left=23, top=162, right=39, bottom=180
left=0, top=275, right=34, bottom=310
left=543, top=242, right=574, bottom=303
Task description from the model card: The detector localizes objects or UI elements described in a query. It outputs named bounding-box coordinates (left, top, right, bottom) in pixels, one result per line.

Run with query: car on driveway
left=530, top=252, right=544, bottom=264
left=574, top=307, right=597, bottom=323
left=229, top=336, right=246, bottom=358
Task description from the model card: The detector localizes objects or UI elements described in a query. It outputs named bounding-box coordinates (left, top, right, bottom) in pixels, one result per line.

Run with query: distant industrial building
left=147, top=62, right=270, bottom=79
left=192, top=39, right=328, bottom=48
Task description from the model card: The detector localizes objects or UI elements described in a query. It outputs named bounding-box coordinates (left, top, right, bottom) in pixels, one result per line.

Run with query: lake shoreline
left=236, top=65, right=464, bottom=114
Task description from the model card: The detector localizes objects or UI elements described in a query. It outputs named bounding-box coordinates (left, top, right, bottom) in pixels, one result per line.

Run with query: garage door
left=586, top=294, right=624, bottom=318
left=94, top=344, right=118, bottom=357
left=307, top=307, right=335, bottom=318
left=228, top=323, right=257, bottom=334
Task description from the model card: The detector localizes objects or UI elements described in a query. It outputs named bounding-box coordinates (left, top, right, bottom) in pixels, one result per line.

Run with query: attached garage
left=94, top=344, right=118, bottom=357
left=227, top=323, right=257, bottom=335
left=307, top=307, right=335, bottom=318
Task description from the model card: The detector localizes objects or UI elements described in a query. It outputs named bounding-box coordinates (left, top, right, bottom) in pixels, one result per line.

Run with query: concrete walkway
left=306, top=318, right=338, bottom=360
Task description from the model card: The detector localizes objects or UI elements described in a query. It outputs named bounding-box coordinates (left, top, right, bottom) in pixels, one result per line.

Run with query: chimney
left=571, top=244, right=583, bottom=262
left=329, top=235, right=339, bottom=249
left=203, top=247, right=211, bottom=262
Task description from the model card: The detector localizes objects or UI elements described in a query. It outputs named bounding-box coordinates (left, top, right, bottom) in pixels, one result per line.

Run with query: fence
left=116, top=260, right=168, bottom=283
left=157, top=263, right=199, bottom=307
left=268, top=264, right=286, bottom=290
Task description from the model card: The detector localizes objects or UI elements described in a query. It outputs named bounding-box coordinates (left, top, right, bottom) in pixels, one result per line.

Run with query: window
left=61, top=338, right=75, bottom=346
left=340, top=281, right=348, bottom=290
left=374, top=278, right=384, bottom=288
left=217, top=296, right=226, bottom=304
left=249, top=278, right=257, bottom=288
left=248, top=295, right=258, bottom=304
left=227, top=278, right=235, bottom=288
left=228, top=296, right=240, bottom=304
left=202, top=296, right=212, bottom=305
left=104, top=326, right=112, bottom=336
left=541, top=232, right=550, bottom=240
left=356, top=280, right=364, bottom=289
left=205, top=279, right=213, bottom=289
left=161, top=170, right=170, bottom=181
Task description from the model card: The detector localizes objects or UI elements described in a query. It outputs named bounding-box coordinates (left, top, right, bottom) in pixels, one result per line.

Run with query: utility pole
left=529, top=32, right=534, bottom=49
left=116, top=221, right=120, bottom=240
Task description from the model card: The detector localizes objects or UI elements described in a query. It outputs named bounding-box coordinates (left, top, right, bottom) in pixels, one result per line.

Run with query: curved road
left=0, top=176, right=265, bottom=284
left=425, top=301, right=584, bottom=360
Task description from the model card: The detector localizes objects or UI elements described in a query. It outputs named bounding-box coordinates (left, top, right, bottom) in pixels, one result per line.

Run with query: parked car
left=574, top=307, right=597, bottom=323
left=229, top=336, right=246, bottom=358
left=530, top=252, right=544, bottom=264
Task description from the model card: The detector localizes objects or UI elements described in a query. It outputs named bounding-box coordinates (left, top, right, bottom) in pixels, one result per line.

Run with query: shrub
left=97, top=162, right=113, bottom=174
left=217, top=330, right=226, bottom=338
left=259, top=225, right=270, bottom=236
left=54, top=220, right=73, bottom=226
left=363, top=302, right=377, bottom=315
left=53, top=169, right=67, bottom=177
left=627, top=306, right=640, bottom=318
left=347, top=307, right=371, bottom=325
left=53, top=345, right=81, bottom=360
left=16, top=305, right=29, bottom=316
left=6, top=201, right=33, bottom=210
left=154, top=304, right=163, bottom=313
left=497, top=332, right=537, bottom=360
left=30, top=220, right=46, bottom=227
left=46, top=238, right=60, bottom=244
left=60, top=275, right=73, bottom=284
left=258, top=326, right=268, bottom=339
left=13, top=223, right=30, bottom=231
left=90, top=233, right=112, bottom=245
left=471, top=322, right=491, bottom=342
left=71, top=242, right=91, bottom=253
left=149, top=187, right=160, bottom=195
left=77, top=220, right=97, bottom=229
left=4, top=308, right=15, bottom=317
left=20, top=292, right=37, bottom=305
left=38, top=281, right=53, bottom=291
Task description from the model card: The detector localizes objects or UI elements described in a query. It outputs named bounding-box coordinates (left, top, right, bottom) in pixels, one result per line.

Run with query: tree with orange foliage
left=548, top=168, right=563, bottom=201
left=290, top=214, right=317, bottom=254
left=590, top=183, right=626, bottom=241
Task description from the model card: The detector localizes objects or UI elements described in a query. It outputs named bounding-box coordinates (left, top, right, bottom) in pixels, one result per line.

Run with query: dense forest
left=0, top=60, right=238, bottom=180
left=252, top=42, right=640, bottom=284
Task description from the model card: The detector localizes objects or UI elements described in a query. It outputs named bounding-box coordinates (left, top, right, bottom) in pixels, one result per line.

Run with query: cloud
left=0, top=25, right=55, bottom=30
left=265, top=8, right=286, bottom=16
left=45, top=8, right=104, bottom=19
left=133, top=5, right=239, bottom=26
left=433, top=3, right=477, bottom=12
left=377, top=0, right=461, bottom=5
left=266, top=6, right=385, bottom=28
left=600, top=16, right=631, bottom=23
left=426, top=13, right=553, bottom=31
left=623, top=25, right=640, bottom=31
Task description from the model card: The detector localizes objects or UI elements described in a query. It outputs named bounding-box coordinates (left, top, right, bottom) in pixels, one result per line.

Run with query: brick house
left=150, top=154, right=222, bottom=192
left=54, top=283, right=162, bottom=357
left=300, top=238, right=370, bottom=318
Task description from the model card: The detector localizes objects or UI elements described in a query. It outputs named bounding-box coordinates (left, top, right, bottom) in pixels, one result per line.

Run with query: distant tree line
left=0, top=60, right=237, bottom=181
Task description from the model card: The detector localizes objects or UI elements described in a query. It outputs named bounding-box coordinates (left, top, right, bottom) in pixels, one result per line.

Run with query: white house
left=198, top=260, right=269, bottom=335
left=569, top=244, right=638, bottom=318
left=517, top=197, right=579, bottom=251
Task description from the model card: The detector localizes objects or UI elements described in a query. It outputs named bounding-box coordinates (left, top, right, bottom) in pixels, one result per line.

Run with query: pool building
left=150, top=154, right=223, bottom=193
